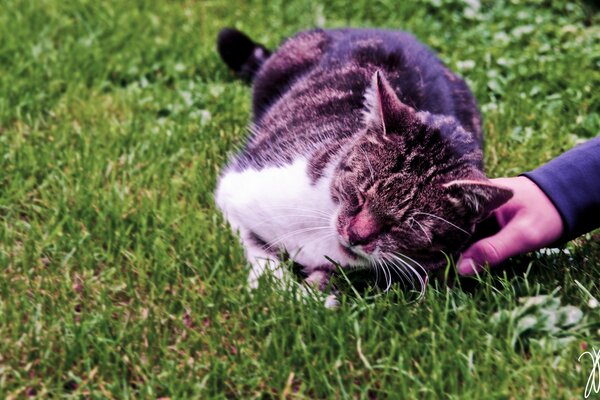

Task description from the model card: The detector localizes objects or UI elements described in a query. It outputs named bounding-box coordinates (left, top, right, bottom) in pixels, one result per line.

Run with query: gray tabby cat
left=215, top=28, right=512, bottom=296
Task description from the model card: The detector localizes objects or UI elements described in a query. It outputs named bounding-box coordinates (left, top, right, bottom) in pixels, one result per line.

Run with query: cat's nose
left=346, top=209, right=381, bottom=247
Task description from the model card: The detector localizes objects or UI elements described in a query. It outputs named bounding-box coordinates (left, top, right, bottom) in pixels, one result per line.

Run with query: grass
left=0, top=0, right=599, bottom=398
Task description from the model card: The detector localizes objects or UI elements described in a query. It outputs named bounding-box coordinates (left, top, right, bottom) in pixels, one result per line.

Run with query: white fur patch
left=215, top=159, right=357, bottom=273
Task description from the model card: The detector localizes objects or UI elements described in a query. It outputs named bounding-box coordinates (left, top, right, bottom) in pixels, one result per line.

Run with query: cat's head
left=331, top=71, right=512, bottom=270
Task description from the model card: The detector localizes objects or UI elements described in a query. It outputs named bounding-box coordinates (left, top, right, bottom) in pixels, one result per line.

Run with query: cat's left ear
left=444, top=179, right=513, bottom=220
left=364, top=71, right=418, bottom=135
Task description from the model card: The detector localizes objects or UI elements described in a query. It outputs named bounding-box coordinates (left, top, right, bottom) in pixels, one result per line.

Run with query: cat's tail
left=217, top=28, right=271, bottom=82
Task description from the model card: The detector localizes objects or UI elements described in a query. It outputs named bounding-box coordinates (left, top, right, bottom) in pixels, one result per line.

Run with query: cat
left=215, top=28, right=512, bottom=297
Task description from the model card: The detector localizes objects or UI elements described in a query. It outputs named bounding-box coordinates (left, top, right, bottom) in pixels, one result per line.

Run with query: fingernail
left=458, top=258, right=477, bottom=275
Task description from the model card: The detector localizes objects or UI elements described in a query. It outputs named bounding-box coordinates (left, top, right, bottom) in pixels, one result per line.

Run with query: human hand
left=458, top=176, right=564, bottom=275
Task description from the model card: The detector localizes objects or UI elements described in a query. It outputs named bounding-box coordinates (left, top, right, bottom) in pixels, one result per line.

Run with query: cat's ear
left=364, top=71, right=418, bottom=135
left=443, top=179, right=513, bottom=220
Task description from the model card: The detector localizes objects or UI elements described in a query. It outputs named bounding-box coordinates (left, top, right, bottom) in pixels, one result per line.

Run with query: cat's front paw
left=247, top=258, right=286, bottom=290
left=305, top=270, right=339, bottom=309
left=324, top=294, right=340, bottom=309
left=305, top=270, right=332, bottom=291
left=247, top=262, right=264, bottom=290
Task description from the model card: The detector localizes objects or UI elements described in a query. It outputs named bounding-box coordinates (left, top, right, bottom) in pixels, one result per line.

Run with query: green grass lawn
left=1, top=0, right=599, bottom=398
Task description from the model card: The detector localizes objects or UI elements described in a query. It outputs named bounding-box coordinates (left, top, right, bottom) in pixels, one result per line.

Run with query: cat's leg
left=246, top=241, right=338, bottom=308
left=224, top=223, right=283, bottom=289
left=304, top=269, right=331, bottom=290
left=304, top=267, right=339, bottom=309
left=242, top=233, right=284, bottom=289
left=216, top=173, right=286, bottom=289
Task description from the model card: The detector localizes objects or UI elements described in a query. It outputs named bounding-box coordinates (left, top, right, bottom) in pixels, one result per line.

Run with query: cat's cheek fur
left=215, top=158, right=360, bottom=286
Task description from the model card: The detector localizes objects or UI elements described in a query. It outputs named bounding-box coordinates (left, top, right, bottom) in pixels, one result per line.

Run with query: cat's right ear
left=444, top=179, right=513, bottom=221
left=363, top=71, right=418, bottom=135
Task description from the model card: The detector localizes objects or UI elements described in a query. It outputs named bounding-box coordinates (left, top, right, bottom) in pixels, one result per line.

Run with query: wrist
left=517, top=176, right=564, bottom=246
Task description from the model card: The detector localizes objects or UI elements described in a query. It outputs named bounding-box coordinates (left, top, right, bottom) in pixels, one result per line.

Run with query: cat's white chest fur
left=216, top=158, right=351, bottom=272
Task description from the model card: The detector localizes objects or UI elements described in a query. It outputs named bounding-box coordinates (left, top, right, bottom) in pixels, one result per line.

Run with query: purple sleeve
left=521, top=136, right=600, bottom=245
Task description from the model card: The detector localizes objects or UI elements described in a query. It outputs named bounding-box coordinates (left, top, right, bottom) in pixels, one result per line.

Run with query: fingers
left=457, top=175, right=565, bottom=276
left=457, top=220, right=533, bottom=275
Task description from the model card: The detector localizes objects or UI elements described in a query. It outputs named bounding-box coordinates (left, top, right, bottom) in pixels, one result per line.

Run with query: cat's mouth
left=338, top=241, right=377, bottom=261
left=337, top=229, right=380, bottom=261
left=339, top=243, right=358, bottom=258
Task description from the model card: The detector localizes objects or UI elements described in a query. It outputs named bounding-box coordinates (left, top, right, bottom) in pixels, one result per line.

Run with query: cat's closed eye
left=345, top=191, right=365, bottom=212
left=390, top=225, right=403, bottom=234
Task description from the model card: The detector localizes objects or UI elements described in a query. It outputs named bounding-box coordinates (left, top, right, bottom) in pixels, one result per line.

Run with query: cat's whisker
left=393, top=252, right=428, bottom=277
left=286, top=231, right=339, bottom=263
left=370, top=259, right=377, bottom=286
left=407, top=217, right=432, bottom=244
left=261, top=213, right=331, bottom=222
left=246, top=214, right=331, bottom=231
left=383, top=253, right=414, bottom=286
left=265, top=226, right=331, bottom=250
left=296, top=232, right=337, bottom=251
left=374, top=258, right=385, bottom=290
left=267, top=207, right=332, bottom=218
left=375, top=258, right=384, bottom=291
left=249, top=213, right=330, bottom=224
left=372, top=258, right=381, bottom=286
left=391, top=253, right=424, bottom=283
left=411, top=211, right=470, bottom=236
left=390, top=252, right=427, bottom=299
left=388, top=255, right=412, bottom=284
left=263, top=226, right=333, bottom=252
left=384, top=260, right=393, bottom=292
left=379, top=255, right=398, bottom=290
left=358, top=145, right=375, bottom=182
left=378, top=259, right=389, bottom=292
left=385, top=263, right=394, bottom=292
left=381, top=254, right=411, bottom=291
left=266, top=205, right=333, bottom=218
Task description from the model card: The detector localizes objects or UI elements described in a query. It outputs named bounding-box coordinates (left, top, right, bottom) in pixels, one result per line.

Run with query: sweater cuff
left=521, top=136, right=600, bottom=245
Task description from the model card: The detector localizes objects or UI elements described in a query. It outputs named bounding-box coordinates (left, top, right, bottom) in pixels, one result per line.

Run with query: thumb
left=458, top=222, right=530, bottom=275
